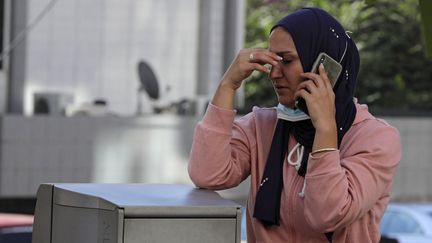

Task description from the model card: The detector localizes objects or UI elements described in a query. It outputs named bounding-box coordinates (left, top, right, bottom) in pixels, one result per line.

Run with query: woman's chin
left=277, top=98, right=295, bottom=108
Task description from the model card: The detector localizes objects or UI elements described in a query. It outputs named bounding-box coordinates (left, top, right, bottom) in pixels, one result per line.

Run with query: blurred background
left=0, top=0, right=431, bottom=242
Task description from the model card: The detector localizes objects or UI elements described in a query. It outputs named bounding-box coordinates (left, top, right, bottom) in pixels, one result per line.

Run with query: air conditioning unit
left=33, top=92, right=73, bottom=115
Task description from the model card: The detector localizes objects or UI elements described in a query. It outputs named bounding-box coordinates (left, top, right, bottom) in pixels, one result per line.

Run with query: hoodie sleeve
left=188, top=103, right=255, bottom=190
left=302, top=118, right=401, bottom=232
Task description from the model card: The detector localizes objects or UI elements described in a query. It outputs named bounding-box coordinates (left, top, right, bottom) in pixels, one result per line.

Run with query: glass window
left=380, top=211, right=395, bottom=234
left=386, top=211, right=423, bottom=235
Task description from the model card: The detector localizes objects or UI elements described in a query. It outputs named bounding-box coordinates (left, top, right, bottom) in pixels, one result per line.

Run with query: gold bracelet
left=311, top=147, right=338, bottom=155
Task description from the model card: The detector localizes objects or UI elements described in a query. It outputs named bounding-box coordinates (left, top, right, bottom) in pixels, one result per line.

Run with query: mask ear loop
left=339, top=41, right=348, bottom=63
left=339, top=31, right=352, bottom=63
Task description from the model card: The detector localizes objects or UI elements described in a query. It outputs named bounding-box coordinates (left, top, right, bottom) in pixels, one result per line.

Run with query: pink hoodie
left=189, top=102, right=401, bottom=243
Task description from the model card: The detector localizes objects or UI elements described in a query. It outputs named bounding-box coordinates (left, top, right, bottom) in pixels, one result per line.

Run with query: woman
left=188, top=7, right=401, bottom=243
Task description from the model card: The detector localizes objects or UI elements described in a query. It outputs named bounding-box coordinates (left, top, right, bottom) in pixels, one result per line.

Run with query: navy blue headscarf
left=253, top=7, right=360, bottom=229
left=274, top=7, right=360, bottom=132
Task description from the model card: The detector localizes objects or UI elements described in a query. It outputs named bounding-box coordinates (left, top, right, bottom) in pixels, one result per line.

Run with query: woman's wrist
left=312, top=121, right=338, bottom=152
left=312, top=115, right=337, bottom=133
left=219, top=78, right=238, bottom=91
left=310, top=147, right=338, bottom=157
left=211, top=81, right=237, bottom=110
left=315, top=122, right=337, bottom=135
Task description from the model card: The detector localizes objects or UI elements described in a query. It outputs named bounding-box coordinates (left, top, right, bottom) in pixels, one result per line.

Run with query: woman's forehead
left=269, top=27, right=297, bottom=54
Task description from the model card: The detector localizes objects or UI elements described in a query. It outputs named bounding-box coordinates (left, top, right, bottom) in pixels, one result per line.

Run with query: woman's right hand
left=220, top=48, right=283, bottom=91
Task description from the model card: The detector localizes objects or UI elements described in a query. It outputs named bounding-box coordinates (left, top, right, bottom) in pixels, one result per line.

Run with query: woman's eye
left=282, top=59, right=292, bottom=64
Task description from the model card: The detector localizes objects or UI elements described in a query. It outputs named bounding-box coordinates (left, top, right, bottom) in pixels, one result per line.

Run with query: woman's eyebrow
left=269, top=50, right=294, bottom=56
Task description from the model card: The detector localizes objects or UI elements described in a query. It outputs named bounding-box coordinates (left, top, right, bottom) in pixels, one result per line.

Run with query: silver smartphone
left=295, top=52, right=343, bottom=114
left=310, top=52, right=343, bottom=87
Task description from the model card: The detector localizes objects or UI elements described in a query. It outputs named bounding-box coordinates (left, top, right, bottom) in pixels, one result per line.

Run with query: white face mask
left=276, top=103, right=310, bottom=122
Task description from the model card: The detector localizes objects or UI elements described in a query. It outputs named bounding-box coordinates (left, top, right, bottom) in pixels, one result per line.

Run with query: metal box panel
left=124, top=218, right=237, bottom=243
left=51, top=204, right=123, bottom=243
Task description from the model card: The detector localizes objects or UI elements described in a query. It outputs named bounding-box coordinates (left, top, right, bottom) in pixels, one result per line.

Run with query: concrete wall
left=0, top=115, right=198, bottom=197
left=0, top=115, right=431, bottom=202
left=385, top=116, right=432, bottom=201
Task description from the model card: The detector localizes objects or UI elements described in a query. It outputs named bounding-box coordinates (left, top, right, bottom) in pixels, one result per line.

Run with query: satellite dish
left=137, top=61, right=159, bottom=100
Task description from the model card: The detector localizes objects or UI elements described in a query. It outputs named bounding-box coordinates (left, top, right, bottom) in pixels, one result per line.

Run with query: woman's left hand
left=295, top=63, right=337, bottom=132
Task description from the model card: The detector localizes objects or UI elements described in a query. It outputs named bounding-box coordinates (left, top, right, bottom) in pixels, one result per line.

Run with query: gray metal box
left=32, top=184, right=242, bottom=243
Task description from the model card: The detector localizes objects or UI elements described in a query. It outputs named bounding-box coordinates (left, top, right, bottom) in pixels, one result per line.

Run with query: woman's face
left=268, top=27, right=304, bottom=108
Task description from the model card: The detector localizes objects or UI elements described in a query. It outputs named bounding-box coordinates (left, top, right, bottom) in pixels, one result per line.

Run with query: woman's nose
left=269, top=62, right=283, bottom=80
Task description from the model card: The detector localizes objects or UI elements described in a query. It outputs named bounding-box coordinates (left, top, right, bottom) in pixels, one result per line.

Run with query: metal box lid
left=52, top=183, right=240, bottom=217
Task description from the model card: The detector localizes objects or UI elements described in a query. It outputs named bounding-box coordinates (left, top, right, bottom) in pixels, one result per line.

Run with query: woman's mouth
left=275, top=85, right=289, bottom=91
